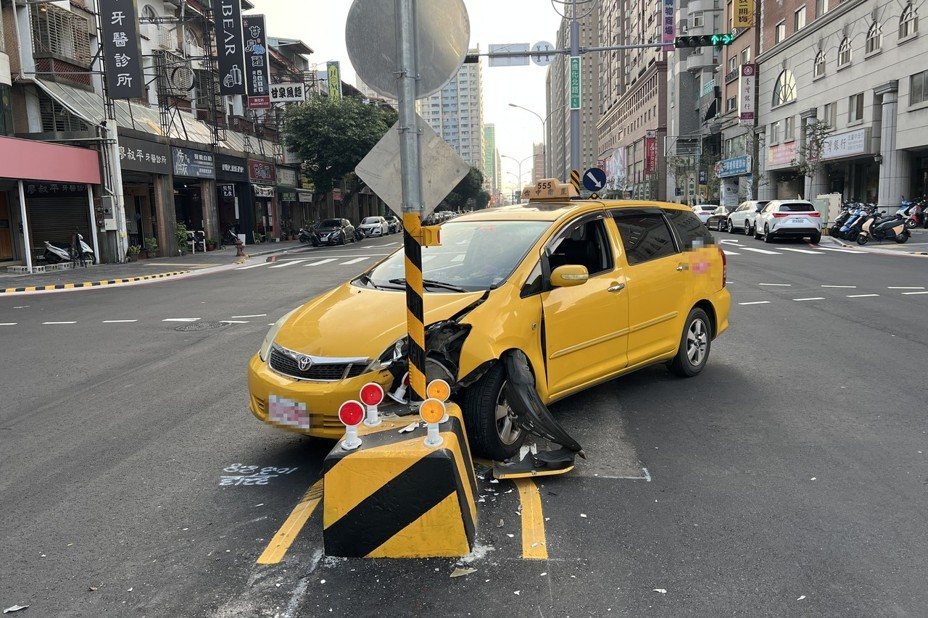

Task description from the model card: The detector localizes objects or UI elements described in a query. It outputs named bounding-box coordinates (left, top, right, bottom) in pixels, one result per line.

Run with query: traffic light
left=674, top=33, right=735, bottom=48
left=464, top=53, right=480, bottom=64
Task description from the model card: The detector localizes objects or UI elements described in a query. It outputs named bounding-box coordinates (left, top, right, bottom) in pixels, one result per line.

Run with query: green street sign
left=569, top=56, right=581, bottom=110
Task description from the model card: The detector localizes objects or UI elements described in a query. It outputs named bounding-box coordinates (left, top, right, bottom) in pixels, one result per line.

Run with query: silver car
left=726, top=200, right=770, bottom=235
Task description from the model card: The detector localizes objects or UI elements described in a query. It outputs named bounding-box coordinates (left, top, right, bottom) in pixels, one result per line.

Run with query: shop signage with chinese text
left=24, top=182, right=87, bottom=198
left=99, top=0, right=144, bottom=99
left=821, top=128, right=870, bottom=160
left=242, top=15, right=270, bottom=100
left=277, top=166, right=298, bottom=187
left=172, top=147, right=215, bottom=179
left=766, top=142, right=798, bottom=169
left=118, top=136, right=170, bottom=174
left=644, top=131, right=658, bottom=174
left=717, top=155, right=752, bottom=178
left=212, top=0, right=246, bottom=95
left=248, top=159, right=276, bottom=183
left=739, top=64, right=756, bottom=122
left=216, top=154, right=248, bottom=181
left=271, top=83, right=306, bottom=103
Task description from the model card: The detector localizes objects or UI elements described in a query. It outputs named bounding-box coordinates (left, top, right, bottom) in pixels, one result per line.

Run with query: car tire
left=763, top=225, right=775, bottom=243
left=743, top=221, right=752, bottom=236
left=668, top=308, right=712, bottom=378
left=809, top=232, right=821, bottom=244
left=754, top=224, right=762, bottom=240
left=462, top=363, right=525, bottom=461
left=339, top=232, right=347, bottom=245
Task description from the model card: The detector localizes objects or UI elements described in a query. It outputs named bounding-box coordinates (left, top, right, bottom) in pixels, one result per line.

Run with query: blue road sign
left=582, top=167, right=607, bottom=192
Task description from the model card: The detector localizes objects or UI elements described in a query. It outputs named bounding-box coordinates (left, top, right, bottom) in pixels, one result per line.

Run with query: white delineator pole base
left=424, top=423, right=443, bottom=447
left=364, top=404, right=382, bottom=427
left=341, top=425, right=362, bottom=451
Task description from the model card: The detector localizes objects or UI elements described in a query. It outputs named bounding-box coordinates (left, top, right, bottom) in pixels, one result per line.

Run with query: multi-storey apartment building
left=418, top=49, right=485, bottom=175
left=532, top=142, right=545, bottom=183
left=483, top=123, right=500, bottom=201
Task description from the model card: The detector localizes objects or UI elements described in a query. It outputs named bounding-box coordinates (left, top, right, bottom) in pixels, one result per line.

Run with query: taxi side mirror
left=550, top=264, right=589, bottom=287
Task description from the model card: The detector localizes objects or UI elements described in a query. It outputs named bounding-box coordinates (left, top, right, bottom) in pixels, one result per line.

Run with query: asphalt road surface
left=2, top=231, right=927, bottom=616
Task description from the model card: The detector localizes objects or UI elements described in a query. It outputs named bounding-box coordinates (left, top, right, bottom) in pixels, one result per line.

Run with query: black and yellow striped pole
left=403, top=212, right=427, bottom=405
left=570, top=169, right=582, bottom=195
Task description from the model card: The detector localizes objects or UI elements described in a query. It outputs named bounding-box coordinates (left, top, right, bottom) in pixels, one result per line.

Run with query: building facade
left=483, top=123, right=500, bottom=200
left=756, top=0, right=928, bottom=209
left=532, top=142, right=546, bottom=183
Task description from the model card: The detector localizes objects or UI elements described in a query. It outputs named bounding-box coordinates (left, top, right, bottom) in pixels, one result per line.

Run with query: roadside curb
left=826, top=234, right=928, bottom=257
left=1, top=270, right=189, bottom=294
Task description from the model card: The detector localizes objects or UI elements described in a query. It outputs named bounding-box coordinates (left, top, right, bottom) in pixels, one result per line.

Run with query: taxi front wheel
left=668, top=308, right=712, bottom=377
left=462, top=364, right=525, bottom=461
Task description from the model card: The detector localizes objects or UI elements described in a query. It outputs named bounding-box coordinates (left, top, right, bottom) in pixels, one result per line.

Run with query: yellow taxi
left=248, top=181, right=731, bottom=459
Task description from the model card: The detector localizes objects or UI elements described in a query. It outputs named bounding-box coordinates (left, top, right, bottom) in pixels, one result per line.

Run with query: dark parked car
left=706, top=206, right=733, bottom=231
left=316, top=218, right=356, bottom=245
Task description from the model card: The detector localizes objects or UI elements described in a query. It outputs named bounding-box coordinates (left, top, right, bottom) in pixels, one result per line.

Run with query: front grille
left=269, top=347, right=368, bottom=381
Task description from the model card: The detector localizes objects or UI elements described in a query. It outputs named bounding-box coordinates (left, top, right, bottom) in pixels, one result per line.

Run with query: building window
left=823, top=102, right=837, bottom=128
left=741, top=47, right=751, bottom=64
left=838, top=37, right=852, bottom=67
left=38, top=92, right=88, bottom=132
left=726, top=97, right=737, bottom=112
left=784, top=116, right=795, bottom=141
left=813, top=51, right=826, bottom=78
left=794, top=6, right=807, bottom=30
left=775, top=22, right=786, bottom=43
left=911, top=70, right=928, bottom=105
left=30, top=3, right=92, bottom=67
left=866, top=23, right=883, bottom=53
left=772, top=70, right=797, bottom=106
left=692, top=13, right=704, bottom=28
left=815, top=0, right=829, bottom=17
left=728, top=56, right=737, bottom=72
left=900, top=4, right=918, bottom=39
left=771, top=120, right=781, bottom=144
left=848, top=92, right=864, bottom=122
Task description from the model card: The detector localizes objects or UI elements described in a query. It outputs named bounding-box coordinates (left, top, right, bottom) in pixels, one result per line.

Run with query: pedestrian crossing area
left=235, top=255, right=388, bottom=271
left=720, top=243, right=866, bottom=256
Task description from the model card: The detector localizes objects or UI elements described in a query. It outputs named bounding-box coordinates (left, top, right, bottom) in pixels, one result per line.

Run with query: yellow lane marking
left=256, top=479, right=323, bottom=565
left=514, top=478, right=548, bottom=560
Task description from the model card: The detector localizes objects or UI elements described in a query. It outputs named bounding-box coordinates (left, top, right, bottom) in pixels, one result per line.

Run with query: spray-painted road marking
left=303, top=258, right=337, bottom=267
left=821, top=285, right=856, bottom=288
left=738, top=247, right=782, bottom=255
left=780, top=247, right=826, bottom=255
left=847, top=294, right=879, bottom=298
left=256, top=479, right=324, bottom=565
left=103, top=319, right=138, bottom=323
left=268, top=260, right=306, bottom=269
left=231, top=314, right=267, bottom=318
left=817, top=246, right=865, bottom=254
left=43, top=321, right=76, bottom=325
left=236, top=263, right=268, bottom=270
left=758, top=283, right=792, bottom=287
left=903, top=290, right=928, bottom=295
left=793, top=297, right=825, bottom=302
left=163, top=318, right=200, bottom=322
left=341, top=257, right=369, bottom=265
left=513, top=478, right=548, bottom=561
left=889, top=286, right=925, bottom=290
left=739, top=301, right=771, bottom=305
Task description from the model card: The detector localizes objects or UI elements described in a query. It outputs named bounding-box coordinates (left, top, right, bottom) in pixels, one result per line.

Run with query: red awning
left=0, top=136, right=101, bottom=184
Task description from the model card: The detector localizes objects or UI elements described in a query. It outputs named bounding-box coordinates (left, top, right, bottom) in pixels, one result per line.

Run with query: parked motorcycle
left=857, top=211, right=910, bottom=244
left=43, top=234, right=93, bottom=265
left=298, top=226, right=321, bottom=247
left=43, top=241, right=72, bottom=264
left=904, top=199, right=927, bottom=229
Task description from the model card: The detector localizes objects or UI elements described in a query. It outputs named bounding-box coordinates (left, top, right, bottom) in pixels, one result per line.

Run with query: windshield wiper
left=388, top=278, right=468, bottom=293
left=355, top=273, right=380, bottom=289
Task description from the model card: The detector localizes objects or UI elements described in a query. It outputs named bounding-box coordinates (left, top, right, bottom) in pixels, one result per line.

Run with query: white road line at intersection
left=888, top=286, right=925, bottom=290
left=847, top=294, right=880, bottom=298
left=817, top=246, right=865, bottom=254
left=103, top=320, right=137, bottom=323
left=235, top=263, right=267, bottom=270
left=0, top=322, right=17, bottom=326
left=793, top=297, right=825, bottom=301
left=902, top=291, right=928, bottom=295
left=232, top=314, right=267, bottom=318
left=722, top=250, right=741, bottom=255
left=43, top=321, right=76, bottom=325
left=822, top=285, right=856, bottom=288
left=341, top=257, right=369, bottom=265
left=738, top=247, right=782, bottom=255
left=268, top=260, right=306, bottom=269
left=739, top=301, right=771, bottom=305
left=220, top=320, right=249, bottom=324
left=303, top=258, right=337, bottom=267
left=163, top=318, right=200, bottom=322
left=780, top=247, right=825, bottom=255
left=758, top=283, right=791, bottom=287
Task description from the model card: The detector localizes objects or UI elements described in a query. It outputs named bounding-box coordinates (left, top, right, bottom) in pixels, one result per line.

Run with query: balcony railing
left=724, top=67, right=740, bottom=84
left=30, top=4, right=91, bottom=68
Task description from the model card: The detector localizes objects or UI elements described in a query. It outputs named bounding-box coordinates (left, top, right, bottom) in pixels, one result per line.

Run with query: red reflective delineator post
left=359, top=382, right=384, bottom=427
left=338, top=400, right=365, bottom=450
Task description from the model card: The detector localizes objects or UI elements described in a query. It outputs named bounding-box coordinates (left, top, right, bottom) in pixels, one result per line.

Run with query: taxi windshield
left=366, top=220, right=549, bottom=292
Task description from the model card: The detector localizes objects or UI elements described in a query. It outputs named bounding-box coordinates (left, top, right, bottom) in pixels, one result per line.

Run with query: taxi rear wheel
left=462, top=364, right=524, bottom=461
left=668, top=308, right=712, bottom=377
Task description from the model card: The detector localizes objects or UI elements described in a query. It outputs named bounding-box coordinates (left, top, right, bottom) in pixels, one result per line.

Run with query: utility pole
left=569, top=0, right=580, bottom=171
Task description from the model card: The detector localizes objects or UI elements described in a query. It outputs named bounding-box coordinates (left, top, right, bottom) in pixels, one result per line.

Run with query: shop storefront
left=910, top=151, right=928, bottom=198
left=0, top=135, right=101, bottom=271
left=118, top=132, right=171, bottom=258
left=215, top=154, right=250, bottom=241
left=297, top=189, right=314, bottom=228
left=717, top=155, right=753, bottom=208
left=764, top=142, right=802, bottom=199
left=248, top=159, right=277, bottom=243
left=277, top=165, right=299, bottom=238
left=819, top=128, right=878, bottom=203
left=172, top=146, right=217, bottom=240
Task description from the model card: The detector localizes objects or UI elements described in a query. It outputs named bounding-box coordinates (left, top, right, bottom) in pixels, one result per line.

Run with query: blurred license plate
left=790, top=217, right=807, bottom=223
left=268, top=394, right=310, bottom=429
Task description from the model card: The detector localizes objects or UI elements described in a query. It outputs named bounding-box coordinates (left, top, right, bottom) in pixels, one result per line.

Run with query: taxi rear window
left=664, top=209, right=715, bottom=249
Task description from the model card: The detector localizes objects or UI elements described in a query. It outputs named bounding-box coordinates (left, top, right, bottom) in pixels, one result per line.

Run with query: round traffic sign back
left=582, top=167, right=608, bottom=192
left=346, top=0, right=470, bottom=100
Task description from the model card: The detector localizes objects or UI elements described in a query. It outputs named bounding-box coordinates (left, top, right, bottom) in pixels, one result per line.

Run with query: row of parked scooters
left=829, top=199, right=924, bottom=244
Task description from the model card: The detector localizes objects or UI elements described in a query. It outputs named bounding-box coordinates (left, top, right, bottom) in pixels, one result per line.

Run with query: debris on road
left=450, top=567, right=477, bottom=578
left=580, top=513, right=588, bottom=518
left=653, top=589, right=667, bottom=594
left=497, top=519, right=505, bottom=528
left=3, top=606, right=28, bottom=614
left=797, top=595, right=806, bottom=601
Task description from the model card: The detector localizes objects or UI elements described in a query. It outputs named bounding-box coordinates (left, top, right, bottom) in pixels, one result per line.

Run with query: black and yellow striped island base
left=322, top=403, right=477, bottom=558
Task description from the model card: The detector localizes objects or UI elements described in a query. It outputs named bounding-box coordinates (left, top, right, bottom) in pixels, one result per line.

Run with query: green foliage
left=442, top=167, right=488, bottom=211
left=174, top=223, right=188, bottom=255
left=283, top=96, right=397, bottom=194
left=126, top=245, right=141, bottom=261
left=144, top=237, right=158, bottom=255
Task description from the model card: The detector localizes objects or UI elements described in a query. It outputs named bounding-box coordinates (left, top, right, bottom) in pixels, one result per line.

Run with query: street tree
left=283, top=95, right=397, bottom=195
left=441, top=167, right=489, bottom=210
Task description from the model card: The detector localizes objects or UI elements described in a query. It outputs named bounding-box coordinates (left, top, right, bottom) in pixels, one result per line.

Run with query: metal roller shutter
left=27, top=197, right=91, bottom=254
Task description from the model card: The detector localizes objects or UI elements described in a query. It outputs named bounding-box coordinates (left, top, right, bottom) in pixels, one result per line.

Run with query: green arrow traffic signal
left=674, top=34, right=735, bottom=48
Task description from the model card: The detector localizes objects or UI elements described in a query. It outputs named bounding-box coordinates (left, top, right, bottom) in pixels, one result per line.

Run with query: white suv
left=726, top=200, right=769, bottom=235
left=754, top=200, right=822, bottom=243
left=358, top=216, right=388, bottom=237
left=692, top=204, right=718, bottom=225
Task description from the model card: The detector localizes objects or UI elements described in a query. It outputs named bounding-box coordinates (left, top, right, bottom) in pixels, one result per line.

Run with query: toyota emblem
left=297, top=355, right=313, bottom=371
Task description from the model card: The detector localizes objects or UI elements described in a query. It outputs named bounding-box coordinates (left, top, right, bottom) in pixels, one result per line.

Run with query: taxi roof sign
left=522, top=178, right=579, bottom=201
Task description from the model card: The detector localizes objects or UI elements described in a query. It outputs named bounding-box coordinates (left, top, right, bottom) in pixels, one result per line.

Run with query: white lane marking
left=341, top=257, right=369, bottom=265
left=902, top=291, right=928, bottom=295
left=0, top=322, right=17, bottom=326
left=268, top=260, right=306, bottom=269
left=43, top=321, right=76, bottom=324
left=236, top=263, right=268, bottom=270
left=382, top=242, right=400, bottom=247
left=738, top=247, right=782, bottom=255
left=303, top=258, right=337, bottom=267
left=758, top=283, right=791, bottom=287
left=822, top=285, right=856, bottom=288
left=452, top=254, right=466, bottom=262
left=103, top=319, right=138, bottom=323
left=722, top=250, right=741, bottom=255
left=719, top=239, right=741, bottom=245
left=816, top=246, right=865, bottom=254
left=888, top=286, right=925, bottom=290
left=232, top=314, right=267, bottom=318
left=780, top=247, right=826, bottom=255
left=793, top=297, right=825, bottom=301
left=220, top=320, right=249, bottom=324
left=847, top=294, right=879, bottom=298
left=422, top=255, right=437, bottom=263
left=739, top=301, right=771, bottom=305
left=163, top=318, right=200, bottom=322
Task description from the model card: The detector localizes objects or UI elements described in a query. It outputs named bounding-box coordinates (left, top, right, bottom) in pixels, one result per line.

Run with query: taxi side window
left=664, top=209, right=715, bottom=250
left=547, top=219, right=613, bottom=275
left=613, top=213, right=678, bottom=265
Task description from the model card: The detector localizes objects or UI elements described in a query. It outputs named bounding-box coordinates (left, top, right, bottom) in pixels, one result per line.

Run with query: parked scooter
left=43, top=241, right=72, bottom=264
left=42, top=234, right=94, bottom=266
left=857, top=211, right=910, bottom=244
left=904, top=199, right=927, bottom=229
left=298, top=226, right=321, bottom=247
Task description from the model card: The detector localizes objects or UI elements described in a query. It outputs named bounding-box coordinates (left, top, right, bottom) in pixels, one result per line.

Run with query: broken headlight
left=366, top=337, right=407, bottom=373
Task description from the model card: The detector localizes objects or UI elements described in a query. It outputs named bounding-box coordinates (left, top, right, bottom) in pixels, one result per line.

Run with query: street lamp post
left=509, top=104, right=570, bottom=180
left=501, top=154, right=534, bottom=203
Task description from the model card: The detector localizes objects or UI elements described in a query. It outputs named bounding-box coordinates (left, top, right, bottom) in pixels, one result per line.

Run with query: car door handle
left=676, top=263, right=689, bottom=271
left=607, top=283, right=625, bottom=292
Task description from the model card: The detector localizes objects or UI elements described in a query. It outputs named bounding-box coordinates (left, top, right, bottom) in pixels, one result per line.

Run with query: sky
left=248, top=0, right=564, bottom=191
